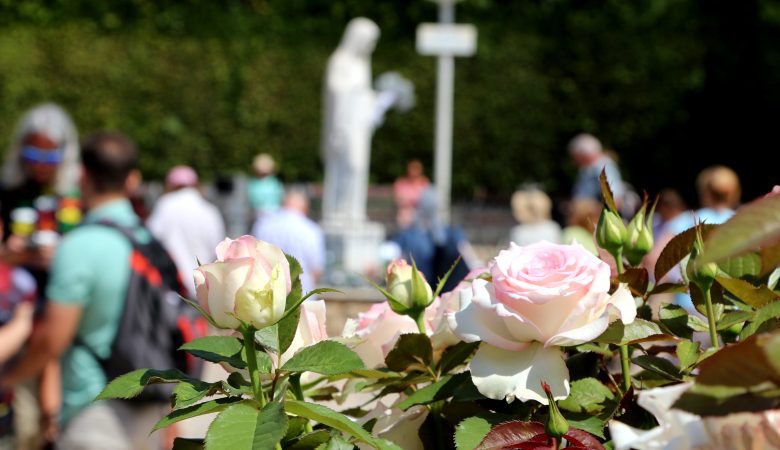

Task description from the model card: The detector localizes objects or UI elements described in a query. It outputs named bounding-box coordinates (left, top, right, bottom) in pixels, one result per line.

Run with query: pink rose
left=194, top=236, right=291, bottom=330
left=449, top=241, right=635, bottom=403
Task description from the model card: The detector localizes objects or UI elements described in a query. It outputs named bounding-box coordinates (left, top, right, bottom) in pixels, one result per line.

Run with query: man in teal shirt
left=1, top=132, right=166, bottom=449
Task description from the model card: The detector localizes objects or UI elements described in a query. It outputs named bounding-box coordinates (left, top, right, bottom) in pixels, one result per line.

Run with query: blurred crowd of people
left=0, top=102, right=764, bottom=449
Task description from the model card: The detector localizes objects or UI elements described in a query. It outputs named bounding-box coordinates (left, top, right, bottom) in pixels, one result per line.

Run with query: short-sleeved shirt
left=46, top=199, right=149, bottom=423
left=247, top=176, right=284, bottom=215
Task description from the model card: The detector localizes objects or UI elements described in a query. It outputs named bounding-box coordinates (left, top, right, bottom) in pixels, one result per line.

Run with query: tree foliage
left=0, top=0, right=777, bottom=200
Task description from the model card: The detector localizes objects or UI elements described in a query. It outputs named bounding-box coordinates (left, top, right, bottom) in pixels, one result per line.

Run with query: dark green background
left=1, top=0, right=777, bottom=204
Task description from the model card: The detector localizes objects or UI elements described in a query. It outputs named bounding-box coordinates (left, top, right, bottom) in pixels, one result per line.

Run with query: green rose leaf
left=676, top=340, right=700, bottom=371
left=558, top=378, right=615, bottom=414
left=659, top=304, right=708, bottom=339
left=180, top=336, right=245, bottom=368
left=287, top=430, right=330, bottom=450
left=716, top=276, right=779, bottom=308
left=96, top=368, right=192, bottom=401
left=437, top=341, right=481, bottom=374
left=717, top=252, right=762, bottom=280
left=318, top=435, right=353, bottom=450
left=594, top=318, right=670, bottom=345
left=205, top=401, right=288, bottom=450
left=280, top=340, right=365, bottom=375
left=384, top=333, right=433, bottom=372
left=717, top=310, right=754, bottom=331
left=285, top=400, right=402, bottom=450
left=454, top=416, right=493, bottom=450
left=632, top=355, right=683, bottom=381
left=153, top=397, right=244, bottom=432
left=172, top=379, right=219, bottom=409
left=397, top=372, right=471, bottom=410
left=739, top=300, right=780, bottom=340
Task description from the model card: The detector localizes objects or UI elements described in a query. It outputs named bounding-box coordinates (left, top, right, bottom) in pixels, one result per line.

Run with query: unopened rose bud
left=686, top=238, right=718, bottom=291
left=625, top=206, right=654, bottom=266
left=596, top=208, right=627, bottom=254
left=542, top=381, right=569, bottom=440
left=385, top=259, right=434, bottom=313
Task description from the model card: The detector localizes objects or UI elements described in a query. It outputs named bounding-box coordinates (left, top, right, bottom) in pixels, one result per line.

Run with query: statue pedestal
left=322, top=220, right=385, bottom=286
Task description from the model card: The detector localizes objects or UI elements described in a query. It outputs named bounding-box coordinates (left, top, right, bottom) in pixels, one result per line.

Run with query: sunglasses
left=21, top=145, right=63, bottom=165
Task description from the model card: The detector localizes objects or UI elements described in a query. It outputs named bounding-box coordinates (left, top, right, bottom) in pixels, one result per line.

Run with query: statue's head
left=340, top=17, right=380, bottom=56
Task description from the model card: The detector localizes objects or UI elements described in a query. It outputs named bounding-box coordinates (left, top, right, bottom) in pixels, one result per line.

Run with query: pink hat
left=166, top=165, right=198, bottom=188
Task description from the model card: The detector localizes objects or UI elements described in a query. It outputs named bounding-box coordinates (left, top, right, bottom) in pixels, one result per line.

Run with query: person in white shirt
left=252, top=188, right=325, bottom=294
left=147, top=166, right=225, bottom=297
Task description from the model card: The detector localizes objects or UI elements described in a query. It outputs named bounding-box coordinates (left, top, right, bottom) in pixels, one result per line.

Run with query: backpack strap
left=90, top=220, right=187, bottom=296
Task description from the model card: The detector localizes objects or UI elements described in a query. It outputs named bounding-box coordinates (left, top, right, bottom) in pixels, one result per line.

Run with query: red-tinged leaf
left=648, top=283, right=688, bottom=296
left=476, top=421, right=546, bottom=450
left=698, top=194, right=780, bottom=265
left=760, top=240, right=780, bottom=276
left=599, top=169, right=617, bottom=213
left=563, top=429, right=606, bottom=450
left=618, top=268, right=649, bottom=295
left=655, top=224, right=718, bottom=281
left=695, top=331, right=780, bottom=387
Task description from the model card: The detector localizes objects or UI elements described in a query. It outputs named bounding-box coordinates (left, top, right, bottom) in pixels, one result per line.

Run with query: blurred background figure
left=247, top=153, right=283, bottom=221
left=0, top=103, right=80, bottom=450
left=147, top=166, right=225, bottom=298
left=509, top=186, right=561, bottom=246
left=569, top=133, right=625, bottom=207
left=393, top=159, right=430, bottom=227
left=0, top=214, right=36, bottom=449
left=649, top=165, right=741, bottom=311
left=652, top=188, right=687, bottom=240
left=252, top=188, right=325, bottom=294
left=392, top=186, right=479, bottom=292
left=560, top=198, right=601, bottom=255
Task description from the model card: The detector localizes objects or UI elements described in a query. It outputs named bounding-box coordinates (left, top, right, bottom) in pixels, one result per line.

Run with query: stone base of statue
left=322, top=219, right=385, bottom=287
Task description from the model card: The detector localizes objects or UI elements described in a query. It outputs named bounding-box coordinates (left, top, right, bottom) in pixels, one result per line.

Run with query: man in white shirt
left=252, top=188, right=325, bottom=294
left=147, top=166, right=225, bottom=297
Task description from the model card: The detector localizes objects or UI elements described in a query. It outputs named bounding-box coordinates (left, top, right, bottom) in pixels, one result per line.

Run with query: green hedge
left=4, top=0, right=766, bottom=199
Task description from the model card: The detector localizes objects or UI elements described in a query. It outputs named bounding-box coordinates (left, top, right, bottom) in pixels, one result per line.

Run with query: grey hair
left=567, top=133, right=602, bottom=157
left=1, top=103, right=80, bottom=195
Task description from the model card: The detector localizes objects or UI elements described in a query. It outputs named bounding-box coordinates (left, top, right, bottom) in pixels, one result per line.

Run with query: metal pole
left=434, top=0, right=455, bottom=224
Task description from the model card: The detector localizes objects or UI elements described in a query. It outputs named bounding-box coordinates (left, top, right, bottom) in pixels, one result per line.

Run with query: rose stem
left=415, top=312, right=427, bottom=335
left=290, top=374, right=314, bottom=433
left=611, top=248, right=632, bottom=394
left=242, top=326, right=267, bottom=406
left=702, top=287, right=720, bottom=349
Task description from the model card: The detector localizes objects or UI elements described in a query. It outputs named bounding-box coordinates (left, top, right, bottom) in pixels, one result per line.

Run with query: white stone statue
left=321, top=18, right=414, bottom=224
left=321, top=18, right=380, bottom=224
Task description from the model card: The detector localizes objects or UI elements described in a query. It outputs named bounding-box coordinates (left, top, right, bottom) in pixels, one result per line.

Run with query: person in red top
left=393, top=159, right=429, bottom=227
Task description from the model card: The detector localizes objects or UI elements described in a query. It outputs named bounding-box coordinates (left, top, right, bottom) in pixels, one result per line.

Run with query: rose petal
left=545, top=315, right=609, bottom=347
left=468, top=342, right=570, bottom=404
left=214, top=237, right=234, bottom=261
left=199, top=258, right=254, bottom=329
left=449, top=298, right=536, bottom=352
left=607, top=284, right=637, bottom=325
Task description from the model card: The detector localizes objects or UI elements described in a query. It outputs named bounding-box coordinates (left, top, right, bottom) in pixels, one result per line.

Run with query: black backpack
left=81, top=221, right=206, bottom=402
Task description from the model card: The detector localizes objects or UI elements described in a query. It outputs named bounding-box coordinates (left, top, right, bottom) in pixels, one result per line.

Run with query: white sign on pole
left=416, top=23, right=477, bottom=57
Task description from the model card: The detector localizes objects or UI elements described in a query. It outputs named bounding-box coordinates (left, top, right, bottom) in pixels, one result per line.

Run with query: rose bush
left=95, top=183, right=780, bottom=450
left=449, top=241, right=636, bottom=403
left=194, top=235, right=291, bottom=330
